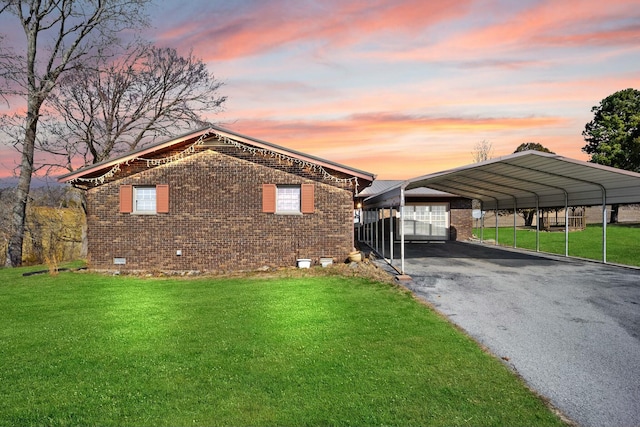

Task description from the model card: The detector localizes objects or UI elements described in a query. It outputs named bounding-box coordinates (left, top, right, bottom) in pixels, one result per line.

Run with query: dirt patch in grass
left=88, top=256, right=398, bottom=285
left=239, top=259, right=398, bottom=284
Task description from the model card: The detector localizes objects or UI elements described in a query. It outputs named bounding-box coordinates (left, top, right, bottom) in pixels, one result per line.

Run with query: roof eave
left=58, top=125, right=376, bottom=184
left=209, top=125, right=376, bottom=182
left=58, top=127, right=211, bottom=183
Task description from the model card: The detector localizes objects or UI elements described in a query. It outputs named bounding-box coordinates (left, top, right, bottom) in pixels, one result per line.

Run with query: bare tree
left=0, top=0, right=151, bottom=267
left=40, top=44, right=226, bottom=169
left=471, top=140, right=493, bottom=163
left=37, top=43, right=226, bottom=258
left=0, top=183, right=17, bottom=259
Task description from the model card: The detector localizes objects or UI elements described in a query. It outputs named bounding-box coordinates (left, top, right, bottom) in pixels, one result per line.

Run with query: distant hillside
left=0, top=176, right=63, bottom=188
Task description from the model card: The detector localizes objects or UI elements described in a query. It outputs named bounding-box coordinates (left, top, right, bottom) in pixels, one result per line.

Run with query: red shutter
left=301, top=184, right=314, bottom=214
left=156, top=184, right=169, bottom=213
left=119, top=185, right=132, bottom=213
left=262, top=184, right=276, bottom=213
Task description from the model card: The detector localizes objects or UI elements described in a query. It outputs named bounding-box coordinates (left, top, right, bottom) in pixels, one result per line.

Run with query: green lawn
left=475, top=223, right=640, bottom=267
left=0, top=266, right=565, bottom=426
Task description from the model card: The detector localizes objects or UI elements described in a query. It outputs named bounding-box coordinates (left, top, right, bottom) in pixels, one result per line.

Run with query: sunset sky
left=1, top=0, right=639, bottom=180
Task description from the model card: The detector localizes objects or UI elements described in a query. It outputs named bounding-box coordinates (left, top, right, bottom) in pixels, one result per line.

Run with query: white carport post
left=564, top=192, right=569, bottom=257
left=390, top=207, right=395, bottom=264
left=535, top=197, right=540, bottom=252
left=370, top=210, right=374, bottom=249
left=365, top=210, right=369, bottom=246
left=374, top=208, right=379, bottom=253
left=363, top=210, right=367, bottom=245
left=369, top=210, right=373, bottom=247
left=513, top=198, right=517, bottom=248
left=486, top=196, right=499, bottom=245
left=400, top=186, right=406, bottom=275
left=480, top=201, right=484, bottom=242
left=602, top=191, right=607, bottom=263
left=381, top=207, right=385, bottom=259
left=362, top=210, right=366, bottom=245
left=495, top=200, right=499, bottom=246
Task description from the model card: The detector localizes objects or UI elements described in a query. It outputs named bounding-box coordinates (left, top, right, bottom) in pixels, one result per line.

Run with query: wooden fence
left=541, top=207, right=586, bottom=231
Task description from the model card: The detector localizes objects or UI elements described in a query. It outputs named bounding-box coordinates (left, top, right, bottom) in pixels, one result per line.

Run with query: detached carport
left=363, top=150, right=640, bottom=274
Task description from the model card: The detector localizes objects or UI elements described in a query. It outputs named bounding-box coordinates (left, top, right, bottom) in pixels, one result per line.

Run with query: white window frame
left=398, top=203, right=450, bottom=240
left=276, top=185, right=301, bottom=214
left=133, top=186, right=157, bottom=214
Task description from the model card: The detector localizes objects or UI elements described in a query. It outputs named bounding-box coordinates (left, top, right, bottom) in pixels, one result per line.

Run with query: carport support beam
left=389, top=207, right=394, bottom=264
left=513, top=198, right=517, bottom=248
left=480, top=201, right=484, bottom=242
left=381, top=208, right=385, bottom=259
left=535, top=197, right=539, bottom=252
left=368, top=210, right=371, bottom=249
left=366, top=210, right=370, bottom=246
left=369, top=211, right=373, bottom=247
left=602, top=194, right=607, bottom=263
left=495, top=201, right=499, bottom=246
left=375, top=209, right=379, bottom=253
left=564, top=192, right=569, bottom=257
left=401, top=187, right=406, bottom=275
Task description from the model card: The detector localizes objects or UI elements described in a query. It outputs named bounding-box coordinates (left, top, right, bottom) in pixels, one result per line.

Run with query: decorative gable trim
left=59, top=126, right=376, bottom=192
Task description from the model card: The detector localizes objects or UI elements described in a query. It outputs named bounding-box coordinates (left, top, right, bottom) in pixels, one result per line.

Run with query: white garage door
left=399, top=204, right=449, bottom=240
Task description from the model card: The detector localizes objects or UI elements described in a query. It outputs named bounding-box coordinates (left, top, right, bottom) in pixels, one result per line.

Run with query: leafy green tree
left=513, top=143, right=555, bottom=226
left=583, top=88, right=640, bottom=171
left=582, top=88, right=640, bottom=222
left=514, top=142, right=554, bottom=154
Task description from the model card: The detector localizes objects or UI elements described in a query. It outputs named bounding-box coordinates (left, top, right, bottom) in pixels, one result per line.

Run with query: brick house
left=59, top=126, right=375, bottom=273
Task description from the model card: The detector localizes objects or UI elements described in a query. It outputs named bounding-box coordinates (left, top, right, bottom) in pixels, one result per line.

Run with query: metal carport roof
left=360, top=150, right=640, bottom=273
left=404, top=150, right=640, bottom=211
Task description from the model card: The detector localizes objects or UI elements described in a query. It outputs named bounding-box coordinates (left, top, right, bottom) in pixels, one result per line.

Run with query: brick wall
left=448, top=198, right=473, bottom=240
left=87, top=149, right=356, bottom=272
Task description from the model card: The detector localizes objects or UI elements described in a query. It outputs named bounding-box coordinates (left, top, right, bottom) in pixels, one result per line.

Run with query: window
left=276, top=185, right=301, bottom=213
left=134, top=187, right=157, bottom=214
left=262, top=183, right=314, bottom=214
left=119, top=184, right=169, bottom=214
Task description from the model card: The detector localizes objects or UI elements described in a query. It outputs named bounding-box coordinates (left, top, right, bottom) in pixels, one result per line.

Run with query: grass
left=0, top=265, right=566, bottom=426
left=474, top=223, right=640, bottom=267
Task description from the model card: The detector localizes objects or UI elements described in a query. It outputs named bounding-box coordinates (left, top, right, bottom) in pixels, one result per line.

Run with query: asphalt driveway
left=389, top=241, right=640, bottom=427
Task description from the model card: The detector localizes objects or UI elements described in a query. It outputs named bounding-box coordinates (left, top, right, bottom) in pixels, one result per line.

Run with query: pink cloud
left=154, top=0, right=474, bottom=61
left=228, top=113, right=565, bottom=141
left=377, top=0, right=640, bottom=62
left=482, top=0, right=640, bottom=48
left=218, top=111, right=571, bottom=178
